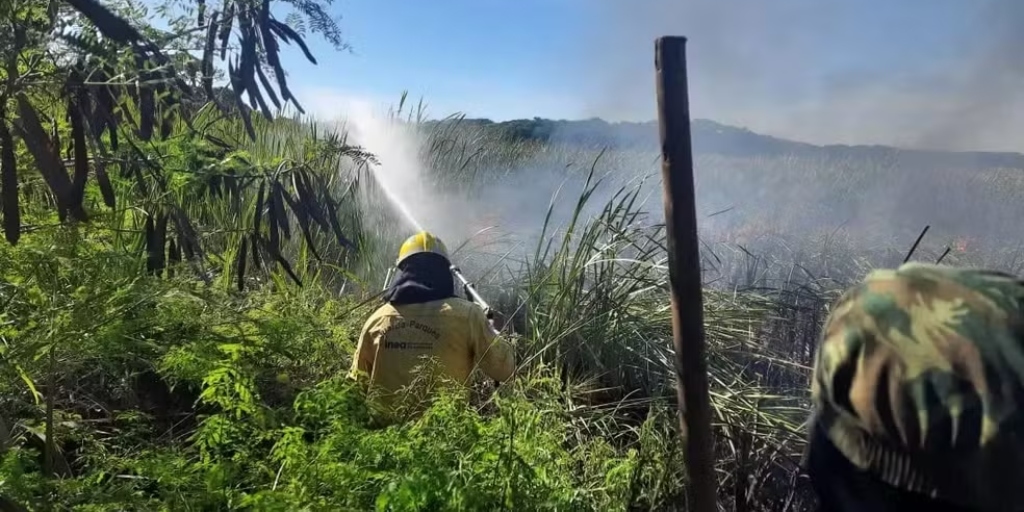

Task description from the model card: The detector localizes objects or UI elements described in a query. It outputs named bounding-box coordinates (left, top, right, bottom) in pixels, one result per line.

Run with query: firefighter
left=804, top=262, right=1024, bottom=512
left=349, top=231, right=514, bottom=414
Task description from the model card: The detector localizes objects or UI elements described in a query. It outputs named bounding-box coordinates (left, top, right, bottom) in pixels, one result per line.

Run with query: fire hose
left=450, top=265, right=499, bottom=336
left=381, top=263, right=504, bottom=387
left=451, top=265, right=505, bottom=388
left=381, top=264, right=499, bottom=336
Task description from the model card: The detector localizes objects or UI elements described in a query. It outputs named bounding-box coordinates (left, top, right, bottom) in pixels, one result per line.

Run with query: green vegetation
left=2, top=0, right=1018, bottom=511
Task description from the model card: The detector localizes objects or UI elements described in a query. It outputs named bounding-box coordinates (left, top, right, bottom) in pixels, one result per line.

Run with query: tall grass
left=207, top=110, right=1024, bottom=507
left=343, top=111, right=1024, bottom=509
left=323, top=112, right=836, bottom=509
left=7, top=102, right=1021, bottom=509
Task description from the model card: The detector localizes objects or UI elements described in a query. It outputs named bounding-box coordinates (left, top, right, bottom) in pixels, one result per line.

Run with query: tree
left=0, top=0, right=368, bottom=286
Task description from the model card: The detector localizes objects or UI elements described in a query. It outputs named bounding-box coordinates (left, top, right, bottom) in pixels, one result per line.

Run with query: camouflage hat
left=806, top=262, right=1024, bottom=511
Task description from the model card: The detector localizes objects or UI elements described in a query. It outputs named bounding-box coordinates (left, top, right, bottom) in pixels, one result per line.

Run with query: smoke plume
left=584, top=0, right=1024, bottom=152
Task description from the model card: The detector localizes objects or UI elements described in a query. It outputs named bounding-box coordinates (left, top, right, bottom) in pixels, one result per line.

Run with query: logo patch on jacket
left=381, top=319, right=441, bottom=350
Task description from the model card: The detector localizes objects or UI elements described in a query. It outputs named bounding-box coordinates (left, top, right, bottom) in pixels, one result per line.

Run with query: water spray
left=347, top=100, right=500, bottom=335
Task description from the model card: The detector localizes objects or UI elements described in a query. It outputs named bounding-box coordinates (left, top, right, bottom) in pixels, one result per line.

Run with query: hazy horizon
left=268, top=0, right=1024, bottom=154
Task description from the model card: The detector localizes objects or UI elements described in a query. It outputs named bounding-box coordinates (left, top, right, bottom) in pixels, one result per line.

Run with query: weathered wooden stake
left=655, top=36, right=718, bottom=511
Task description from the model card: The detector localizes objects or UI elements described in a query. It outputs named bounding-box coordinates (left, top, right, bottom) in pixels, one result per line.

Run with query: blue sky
left=282, top=0, right=978, bottom=114
left=281, top=0, right=594, bottom=121
left=211, top=0, right=1020, bottom=150
left=279, top=0, right=1024, bottom=150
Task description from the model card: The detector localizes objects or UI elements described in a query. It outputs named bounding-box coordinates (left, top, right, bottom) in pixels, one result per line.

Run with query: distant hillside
left=428, top=117, right=1024, bottom=171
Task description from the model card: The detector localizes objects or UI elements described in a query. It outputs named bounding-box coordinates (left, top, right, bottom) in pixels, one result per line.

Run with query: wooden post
left=655, top=36, right=718, bottom=511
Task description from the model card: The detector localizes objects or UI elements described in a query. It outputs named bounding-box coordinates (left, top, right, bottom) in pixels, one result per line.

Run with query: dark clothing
left=806, top=424, right=975, bottom=512
left=383, top=252, right=456, bottom=306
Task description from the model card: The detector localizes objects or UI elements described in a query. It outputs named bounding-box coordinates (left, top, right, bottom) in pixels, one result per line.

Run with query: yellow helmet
left=396, top=231, right=449, bottom=266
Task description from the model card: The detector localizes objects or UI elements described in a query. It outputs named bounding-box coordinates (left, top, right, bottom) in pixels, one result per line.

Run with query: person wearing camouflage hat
left=804, top=262, right=1024, bottom=512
